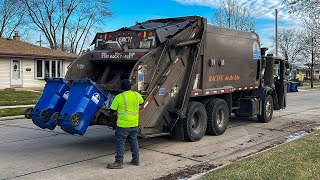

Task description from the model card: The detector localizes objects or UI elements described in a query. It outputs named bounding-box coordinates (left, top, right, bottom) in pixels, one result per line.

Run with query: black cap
left=120, top=79, right=131, bottom=91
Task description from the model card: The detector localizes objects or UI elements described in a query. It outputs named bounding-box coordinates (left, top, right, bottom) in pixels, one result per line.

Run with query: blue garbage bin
left=32, top=78, right=70, bottom=130
left=291, top=82, right=298, bottom=92
left=59, top=78, right=108, bottom=135
left=286, top=82, right=292, bottom=93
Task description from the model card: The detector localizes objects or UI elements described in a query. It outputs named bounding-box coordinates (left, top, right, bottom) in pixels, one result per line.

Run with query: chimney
left=13, top=32, right=20, bottom=41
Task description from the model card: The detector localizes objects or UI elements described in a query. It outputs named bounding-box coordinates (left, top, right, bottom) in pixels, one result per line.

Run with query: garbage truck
left=25, top=16, right=288, bottom=141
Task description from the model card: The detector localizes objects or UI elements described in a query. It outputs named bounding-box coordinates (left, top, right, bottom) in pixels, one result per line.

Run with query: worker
left=107, top=79, right=144, bottom=169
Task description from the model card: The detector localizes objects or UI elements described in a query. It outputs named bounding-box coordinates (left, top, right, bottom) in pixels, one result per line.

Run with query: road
left=1, top=89, right=320, bottom=180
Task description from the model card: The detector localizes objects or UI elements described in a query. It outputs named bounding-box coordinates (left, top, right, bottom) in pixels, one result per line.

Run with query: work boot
left=107, top=161, right=123, bottom=169
left=131, top=159, right=140, bottom=166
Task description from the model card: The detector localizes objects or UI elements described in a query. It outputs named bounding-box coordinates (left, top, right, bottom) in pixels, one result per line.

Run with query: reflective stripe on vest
left=117, top=92, right=139, bottom=116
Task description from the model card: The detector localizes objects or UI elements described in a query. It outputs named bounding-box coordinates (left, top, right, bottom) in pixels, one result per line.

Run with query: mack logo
left=116, top=37, right=133, bottom=43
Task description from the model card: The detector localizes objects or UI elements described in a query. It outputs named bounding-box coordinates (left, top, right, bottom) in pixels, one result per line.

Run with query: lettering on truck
left=209, top=75, right=241, bottom=82
left=101, top=52, right=136, bottom=59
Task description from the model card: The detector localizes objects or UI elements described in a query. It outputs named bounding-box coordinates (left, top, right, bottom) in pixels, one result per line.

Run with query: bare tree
left=212, top=0, right=255, bottom=32
left=284, top=0, right=320, bottom=36
left=271, top=29, right=304, bottom=64
left=300, top=29, right=320, bottom=88
left=23, top=0, right=112, bottom=53
left=0, top=0, right=26, bottom=38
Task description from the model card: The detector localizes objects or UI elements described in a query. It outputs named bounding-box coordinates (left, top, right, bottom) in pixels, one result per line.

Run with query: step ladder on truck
left=26, top=16, right=289, bottom=141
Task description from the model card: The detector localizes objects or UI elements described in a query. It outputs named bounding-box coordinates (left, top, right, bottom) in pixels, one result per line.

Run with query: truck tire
left=202, top=98, right=212, bottom=108
left=183, top=101, right=207, bottom=142
left=257, top=95, right=273, bottom=123
left=206, top=99, right=229, bottom=135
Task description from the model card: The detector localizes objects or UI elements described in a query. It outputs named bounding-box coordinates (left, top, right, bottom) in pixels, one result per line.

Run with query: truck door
left=274, top=58, right=286, bottom=109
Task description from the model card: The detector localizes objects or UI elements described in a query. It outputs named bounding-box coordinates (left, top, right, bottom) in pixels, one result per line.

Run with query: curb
left=0, top=105, right=34, bottom=109
left=0, top=115, right=25, bottom=121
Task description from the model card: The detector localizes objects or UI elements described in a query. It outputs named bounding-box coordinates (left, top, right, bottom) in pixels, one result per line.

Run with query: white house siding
left=63, top=60, right=72, bottom=76
left=0, top=58, right=74, bottom=89
left=0, top=58, right=10, bottom=89
left=22, top=59, right=45, bottom=88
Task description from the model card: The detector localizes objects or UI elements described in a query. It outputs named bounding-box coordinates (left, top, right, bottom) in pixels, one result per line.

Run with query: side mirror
left=285, top=61, right=290, bottom=69
left=285, top=70, right=289, bottom=76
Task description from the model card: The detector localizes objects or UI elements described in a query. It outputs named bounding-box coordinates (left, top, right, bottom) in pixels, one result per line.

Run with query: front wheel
left=183, top=101, right=207, bottom=142
left=257, top=95, right=274, bottom=123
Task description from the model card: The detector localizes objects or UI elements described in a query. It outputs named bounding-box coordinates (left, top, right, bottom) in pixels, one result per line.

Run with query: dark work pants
left=115, top=126, right=139, bottom=163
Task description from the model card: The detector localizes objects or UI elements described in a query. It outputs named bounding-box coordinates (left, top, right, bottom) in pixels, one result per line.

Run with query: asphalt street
left=0, top=89, right=320, bottom=180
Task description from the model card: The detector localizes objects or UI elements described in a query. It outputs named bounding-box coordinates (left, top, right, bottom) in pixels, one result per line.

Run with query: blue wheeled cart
left=59, top=79, right=108, bottom=135
left=28, top=78, right=70, bottom=130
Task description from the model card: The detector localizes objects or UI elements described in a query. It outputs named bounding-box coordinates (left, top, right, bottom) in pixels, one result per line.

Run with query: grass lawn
left=302, top=80, right=320, bottom=87
left=201, top=131, right=320, bottom=180
left=0, top=108, right=28, bottom=117
left=0, top=90, right=41, bottom=106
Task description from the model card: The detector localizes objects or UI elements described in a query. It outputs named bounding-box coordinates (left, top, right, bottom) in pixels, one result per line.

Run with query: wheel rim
left=266, top=101, right=272, bottom=117
left=70, top=113, right=81, bottom=127
left=40, top=110, right=51, bottom=122
left=52, top=112, right=60, bottom=125
left=25, top=108, right=33, bottom=119
left=191, top=111, right=202, bottom=134
left=216, top=108, right=225, bottom=128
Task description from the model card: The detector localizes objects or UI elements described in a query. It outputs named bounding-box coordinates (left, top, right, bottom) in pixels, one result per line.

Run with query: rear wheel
left=206, top=99, right=229, bottom=135
left=257, top=95, right=273, bottom=123
left=183, top=101, right=207, bottom=142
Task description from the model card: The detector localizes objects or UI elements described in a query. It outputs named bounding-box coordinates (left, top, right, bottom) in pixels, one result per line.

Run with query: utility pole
left=311, top=36, right=314, bottom=88
left=37, top=35, right=42, bottom=47
left=275, top=9, right=278, bottom=56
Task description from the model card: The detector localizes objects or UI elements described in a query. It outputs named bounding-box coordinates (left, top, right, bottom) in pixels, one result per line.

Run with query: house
left=292, top=64, right=320, bottom=80
left=0, top=33, right=78, bottom=89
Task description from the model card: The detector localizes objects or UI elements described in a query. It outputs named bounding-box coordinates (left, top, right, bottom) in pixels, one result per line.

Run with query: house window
left=35, top=59, right=64, bottom=79
left=315, top=71, right=319, bottom=75
left=36, top=60, right=43, bottom=78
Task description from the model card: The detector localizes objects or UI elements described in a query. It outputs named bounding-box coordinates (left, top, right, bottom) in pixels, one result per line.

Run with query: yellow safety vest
left=110, top=91, right=142, bottom=128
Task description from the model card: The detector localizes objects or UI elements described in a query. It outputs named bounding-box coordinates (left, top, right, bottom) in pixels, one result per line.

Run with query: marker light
left=143, top=31, right=147, bottom=38
left=137, top=32, right=142, bottom=38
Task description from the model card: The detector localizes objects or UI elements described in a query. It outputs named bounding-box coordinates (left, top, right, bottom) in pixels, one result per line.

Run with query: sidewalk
left=0, top=105, right=34, bottom=120
left=0, top=105, right=34, bottom=109
left=0, top=115, right=25, bottom=121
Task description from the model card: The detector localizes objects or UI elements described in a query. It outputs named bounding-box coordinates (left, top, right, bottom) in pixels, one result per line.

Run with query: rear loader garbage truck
left=25, top=16, right=288, bottom=141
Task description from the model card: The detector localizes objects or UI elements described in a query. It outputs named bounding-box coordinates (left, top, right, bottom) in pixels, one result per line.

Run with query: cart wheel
left=206, top=99, right=229, bottom=135
left=183, top=101, right=207, bottom=142
left=257, top=95, right=273, bottom=123
left=25, top=108, right=33, bottom=119
left=70, top=113, right=81, bottom=127
left=52, top=112, right=60, bottom=125
left=40, top=109, right=51, bottom=122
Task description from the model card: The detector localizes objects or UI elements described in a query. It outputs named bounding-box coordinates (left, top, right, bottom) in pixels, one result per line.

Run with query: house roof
left=0, top=38, right=78, bottom=59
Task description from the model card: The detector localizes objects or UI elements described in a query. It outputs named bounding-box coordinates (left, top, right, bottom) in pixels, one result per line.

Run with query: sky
left=101, top=0, right=303, bottom=49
